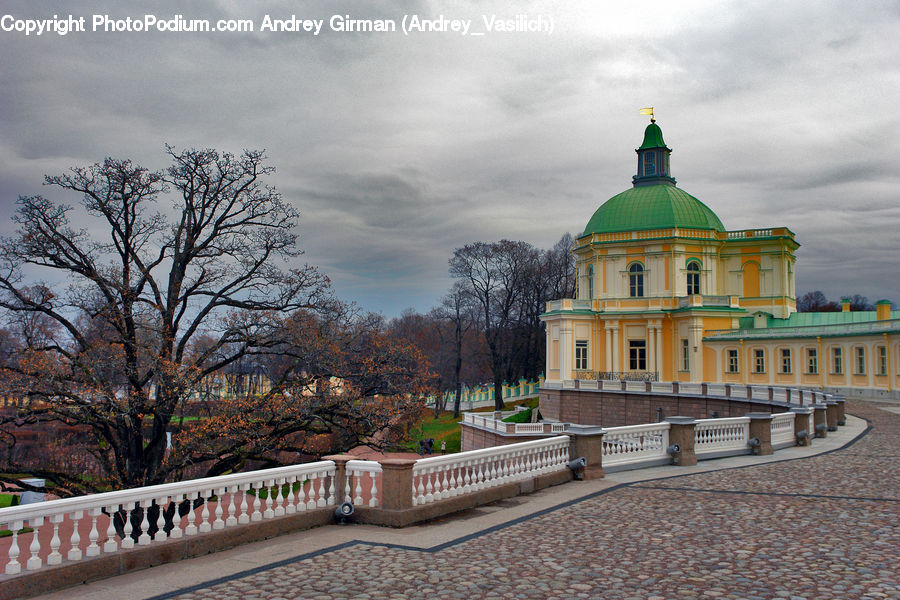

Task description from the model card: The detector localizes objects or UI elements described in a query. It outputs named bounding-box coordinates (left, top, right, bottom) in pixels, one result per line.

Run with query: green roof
left=583, top=184, right=725, bottom=235
left=740, top=310, right=900, bottom=329
left=639, top=123, right=668, bottom=149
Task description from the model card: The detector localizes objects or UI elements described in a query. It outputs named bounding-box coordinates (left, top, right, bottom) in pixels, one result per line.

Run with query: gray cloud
left=1, top=0, right=898, bottom=315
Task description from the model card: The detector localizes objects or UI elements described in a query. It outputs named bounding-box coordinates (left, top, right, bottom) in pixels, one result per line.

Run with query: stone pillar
left=567, top=425, right=606, bottom=480
left=666, top=417, right=698, bottom=466
left=746, top=413, right=774, bottom=456
left=834, top=397, right=846, bottom=425
left=323, top=455, right=353, bottom=504
left=380, top=459, right=417, bottom=511
left=812, top=403, right=828, bottom=438
left=825, top=401, right=839, bottom=431
left=790, top=407, right=813, bottom=446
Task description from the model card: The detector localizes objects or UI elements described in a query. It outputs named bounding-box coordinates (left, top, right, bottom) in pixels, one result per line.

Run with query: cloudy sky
left=1, top=0, right=898, bottom=316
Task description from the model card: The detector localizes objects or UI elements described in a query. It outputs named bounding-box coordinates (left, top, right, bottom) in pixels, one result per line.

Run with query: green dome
left=583, top=184, right=725, bottom=235
left=638, top=122, right=668, bottom=149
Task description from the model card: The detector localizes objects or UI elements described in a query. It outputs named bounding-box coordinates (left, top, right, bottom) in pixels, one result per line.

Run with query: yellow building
left=542, top=119, right=898, bottom=399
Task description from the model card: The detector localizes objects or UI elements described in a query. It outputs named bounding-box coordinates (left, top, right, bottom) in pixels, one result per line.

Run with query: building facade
left=542, top=119, right=898, bottom=399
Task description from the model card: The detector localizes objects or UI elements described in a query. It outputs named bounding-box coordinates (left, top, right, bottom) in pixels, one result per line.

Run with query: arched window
left=686, top=261, right=700, bottom=295
left=587, top=264, right=594, bottom=300
left=628, top=263, right=644, bottom=297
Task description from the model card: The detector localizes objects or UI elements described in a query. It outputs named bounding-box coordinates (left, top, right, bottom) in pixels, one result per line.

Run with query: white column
left=648, top=326, right=657, bottom=374
left=689, top=318, right=703, bottom=382
left=605, top=325, right=612, bottom=372
left=611, top=324, right=620, bottom=372
left=656, top=322, right=664, bottom=380
left=560, top=323, right=573, bottom=381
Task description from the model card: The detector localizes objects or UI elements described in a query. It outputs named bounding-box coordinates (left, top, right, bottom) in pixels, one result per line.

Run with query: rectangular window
left=877, top=345, right=887, bottom=376
left=681, top=339, right=690, bottom=371
left=575, top=340, right=588, bottom=371
left=753, top=349, right=765, bottom=374
left=780, top=348, right=792, bottom=374
left=855, top=346, right=866, bottom=375
left=727, top=349, right=739, bottom=373
left=629, top=340, right=647, bottom=371
left=806, top=348, right=818, bottom=375
left=643, top=152, right=656, bottom=175
left=832, top=347, right=843, bottom=375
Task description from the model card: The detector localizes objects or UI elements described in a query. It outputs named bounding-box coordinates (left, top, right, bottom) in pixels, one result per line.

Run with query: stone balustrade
left=0, top=460, right=337, bottom=577
left=0, top=403, right=848, bottom=596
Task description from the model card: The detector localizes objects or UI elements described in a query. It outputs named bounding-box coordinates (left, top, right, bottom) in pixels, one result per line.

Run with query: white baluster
left=327, top=473, right=335, bottom=506
left=166, top=496, right=183, bottom=539
left=448, top=466, right=457, bottom=497
left=263, top=480, right=275, bottom=519
left=26, top=516, right=44, bottom=570
left=104, top=505, right=119, bottom=551
left=369, top=471, right=379, bottom=507
left=68, top=510, right=84, bottom=558
left=47, top=514, right=64, bottom=565
left=306, top=474, right=318, bottom=510
left=226, top=487, right=238, bottom=526
left=344, top=470, right=352, bottom=503
left=186, top=492, right=199, bottom=533
left=285, top=477, right=298, bottom=515
left=214, top=488, right=226, bottom=529
left=5, top=519, right=22, bottom=574
left=274, top=478, right=286, bottom=517
left=199, top=491, right=212, bottom=532
left=86, top=508, right=101, bottom=556
left=121, top=504, right=134, bottom=549
left=298, top=477, right=308, bottom=512
left=416, top=472, right=425, bottom=505
left=155, top=498, right=168, bottom=541
left=250, top=483, right=263, bottom=521
left=424, top=469, right=434, bottom=503
left=316, top=471, right=327, bottom=508
left=462, top=461, right=471, bottom=494
left=239, top=485, right=251, bottom=524
left=138, top=500, right=152, bottom=546
left=354, top=471, right=364, bottom=505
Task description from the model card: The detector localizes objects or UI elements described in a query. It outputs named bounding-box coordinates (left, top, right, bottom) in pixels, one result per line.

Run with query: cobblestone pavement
left=159, top=402, right=899, bottom=600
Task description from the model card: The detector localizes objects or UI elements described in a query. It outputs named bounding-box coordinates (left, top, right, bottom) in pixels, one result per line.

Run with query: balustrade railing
left=411, top=437, right=569, bottom=506
left=770, top=412, right=796, bottom=446
left=0, top=461, right=336, bottom=576
left=601, top=422, right=670, bottom=468
left=695, top=418, right=750, bottom=455
left=345, top=460, right=382, bottom=507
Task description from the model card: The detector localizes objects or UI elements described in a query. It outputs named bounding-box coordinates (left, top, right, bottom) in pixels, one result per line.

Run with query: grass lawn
left=408, top=396, right=540, bottom=454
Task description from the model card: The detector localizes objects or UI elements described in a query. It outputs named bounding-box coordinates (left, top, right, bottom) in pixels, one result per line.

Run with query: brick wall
left=540, top=389, right=782, bottom=427
left=461, top=426, right=558, bottom=452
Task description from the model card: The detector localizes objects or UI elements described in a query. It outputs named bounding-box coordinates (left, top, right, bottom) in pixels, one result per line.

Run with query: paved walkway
left=41, top=401, right=898, bottom=600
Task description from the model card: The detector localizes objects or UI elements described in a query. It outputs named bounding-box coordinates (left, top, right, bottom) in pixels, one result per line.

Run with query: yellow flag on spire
left=639, top=107, right=654, bottom=116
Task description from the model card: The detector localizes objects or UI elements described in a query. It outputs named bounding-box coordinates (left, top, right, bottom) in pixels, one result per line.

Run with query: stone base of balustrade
left=353, top=469, right=574, bottom=529
left=0, top=508, right=333, bottom=600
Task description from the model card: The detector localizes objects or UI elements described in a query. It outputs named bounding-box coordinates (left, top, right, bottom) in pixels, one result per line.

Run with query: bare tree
left=450, top=240, right=539, bottom=410
left=0, top=148, right=344, bottom=494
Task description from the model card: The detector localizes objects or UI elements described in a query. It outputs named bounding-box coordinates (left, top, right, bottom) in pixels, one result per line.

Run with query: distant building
left=542, top=119, right=898, bottom=399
